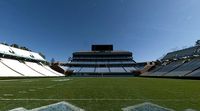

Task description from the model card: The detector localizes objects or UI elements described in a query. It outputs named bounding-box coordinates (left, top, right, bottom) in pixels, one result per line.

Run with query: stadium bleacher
left=164, top=59, right=200, bottom=77
left=1, top=58, right=44, bottom=77
left=162, top=46, right=198, bottom=60
left=58, top=45, right=139, bottom=76
left=0, top=60, right=22, bottom=77
left=95, top=67, right=110, bottom=73
left=30, top=52, right=46, bottom=61
left=10, top=46, right=34, bottom=59
left=142, top=41, right=200, bottom=78
left=124, top=67, right=136, bottom=72
left=186, top=65, right=200, bottom=77
left=80, top=67, right=95, bottom=73
left=0, top=44, right=16, bottom=56
left=68, top=67, right=82, bottom=73
left=143, top=65, right=163, bottom=76
left=0, top=43, right=64, bottom=77
left=150, top=60, right=185, bottom=76
left=42, top=63, right=65, bottom=76
left=110, top=67, right=126, bottom=73
left=25, top=62, right=59, bottom=76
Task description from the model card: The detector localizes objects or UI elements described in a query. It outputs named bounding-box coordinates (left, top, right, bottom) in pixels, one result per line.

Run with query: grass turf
left=0, top=77, right=200, bottom=111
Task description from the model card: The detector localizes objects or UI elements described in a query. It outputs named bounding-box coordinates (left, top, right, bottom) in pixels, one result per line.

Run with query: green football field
left=0, top=77, right=200, bottom=111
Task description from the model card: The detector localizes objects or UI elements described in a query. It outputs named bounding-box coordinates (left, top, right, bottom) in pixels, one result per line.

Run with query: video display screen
left=92, top=45, right=113, bottom=51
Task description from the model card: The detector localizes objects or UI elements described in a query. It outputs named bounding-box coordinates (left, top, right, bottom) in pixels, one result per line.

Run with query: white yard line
left=0, top=80, right=19, bottom=82
left=52, top=79, right=71, bottom=82
left=0, top=98, right=199, bottom=101
left=18, top=91, right=27, bottom=94
left=28, top=89, right=36, bottom=92
left=44, top=82, right=68, bottom=89
left=3, top=94, right=13, bottom=97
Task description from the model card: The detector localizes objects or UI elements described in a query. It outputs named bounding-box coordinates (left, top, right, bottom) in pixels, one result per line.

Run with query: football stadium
left=1, top=42, right=200, bottom=111
left=1, top=0, right=200, bottom=111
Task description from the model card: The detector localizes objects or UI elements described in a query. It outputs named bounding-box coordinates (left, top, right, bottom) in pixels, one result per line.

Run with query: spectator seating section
left=30, top=52, right=46, bottom=61
left=142, top=65, right=164, bottom=76
left=124, top=67, right=136, bottom=72
left=42, top=63, right=64, bottom=76
left=68, top=67, right=82, bottom=72
left=148, top=61, right=184, bottom=76
left=143, top=58, right=200, bottom=77
left=0, top=44, right=16, bottom=56
left=25, top=62, right=59, bottom=76
left=186, top=62, right=200, bottom=77
left=187, top=69, right=200, bottom=77
left=62, top=66, right=137, bottom=73
left=143, top=45, right=200, bottom=77
left=1, top=58, right=44, bottom=77
left=0, top=60, right=22, bottom=77
left=0, top=44, right=64, bottom=77
left=0, top=44, right=45, bottom=61
left=164, top=59, right=200, bottom=76
left=95, top=67, right=110, bottom=72
left=162, top=46, right=198, bottom=60
left=80, top=67, right=95, bottom=73
left=110, top=67, right=126, bottom=72
left=10, top=47, right=34, bottom=59
left=0, top=58, right=64, bottom=77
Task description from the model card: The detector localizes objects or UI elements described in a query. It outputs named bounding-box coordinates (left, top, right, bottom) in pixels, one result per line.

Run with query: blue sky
left=0, top=0, right=200, bottom=62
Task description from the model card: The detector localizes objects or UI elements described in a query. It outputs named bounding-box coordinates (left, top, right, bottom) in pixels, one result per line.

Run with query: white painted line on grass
left=52, top=79, right=71, bottom=82
left=3, top=94, right=13, bottom=97
left=28, top=89, right=36, bottom=92
left=0, top=80, right=19, bottom=82
left=21, top=80, right=34, bottom=83
left=18, top=91, right=27, bottom=94
left=44, top=83, right=68, bottom=89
